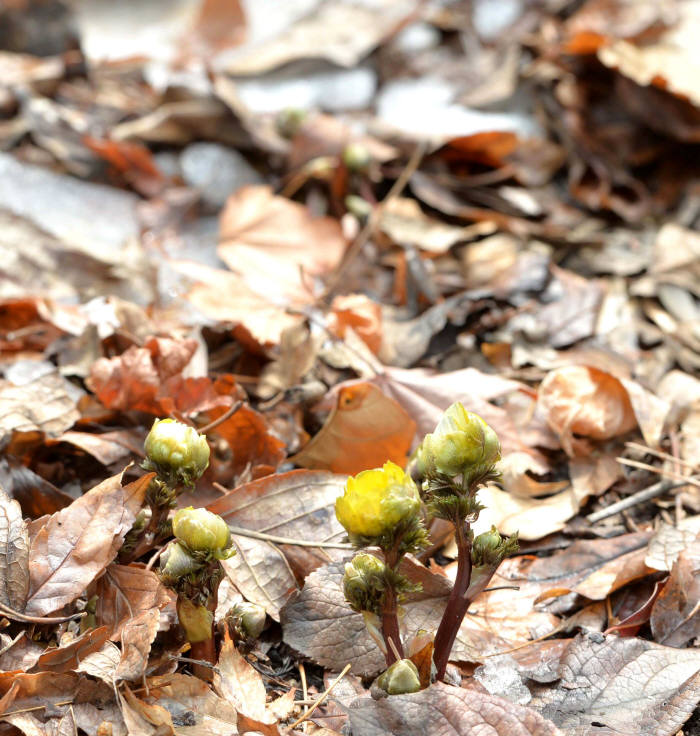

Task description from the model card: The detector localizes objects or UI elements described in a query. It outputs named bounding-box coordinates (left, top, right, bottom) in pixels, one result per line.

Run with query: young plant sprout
left=334, top=403, right=518, bottom=689
left=159, top=507, right=234, bottom=679
left=335, top=462, right=429, bottom=666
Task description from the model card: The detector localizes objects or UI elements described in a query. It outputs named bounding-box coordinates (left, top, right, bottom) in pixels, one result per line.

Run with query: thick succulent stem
left=433, top=519, right=472, bottom=681
left=190, top=636, right=217, bottom=681
left=380, top=547, right=404, bottom=666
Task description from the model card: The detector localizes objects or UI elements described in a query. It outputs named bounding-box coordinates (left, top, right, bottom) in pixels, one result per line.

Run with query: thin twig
left=197, top=400, right=243, bottom=435
left=226, top=524, right=352, bottom=550
left=0, top=602, right=86, bottom=625
left=586, top=479, right=686, bottom=524
left=615, top=457, right=700, bottom=489
left=0, top=700, right=74, bottom=720
left=321, top=140, right=428, bottom=302
left=287, top=663, right=352, bottom=731
left=168, top=655, right=220, bottom=674
left=625, top=442, right=698, bottom=472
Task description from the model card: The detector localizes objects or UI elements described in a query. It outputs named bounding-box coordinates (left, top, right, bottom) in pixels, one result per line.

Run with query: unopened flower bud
left=172, top=507, right=231, bottom=555
left=177, top=598, right=213, bottom=643
left=159, top=541, right=201, bottom=583
left=276, top=107, right=306, bottom=138
left=471, top=526, right=503, bottom=567
left=418, top=403, right=500, bottom=478
left=228, top=601, right=267, bottom=640
left=342, top=142, right=371, bottom=172
left=144, top=419, right=210, bottom=486
left=335, top=462, right=421, bottom=542
left=343, top=553, right=387, bottom=614
left=377, top=658, right=421, bottom=695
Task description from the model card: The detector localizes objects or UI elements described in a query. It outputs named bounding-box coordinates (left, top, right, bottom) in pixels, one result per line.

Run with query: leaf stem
left=380, top=547, right=404, bottom=666
left=433, top=518, right=472, bottom=681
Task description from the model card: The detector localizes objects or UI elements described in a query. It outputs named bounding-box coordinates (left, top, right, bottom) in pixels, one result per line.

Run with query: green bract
left=377, top=658, right=421, bottom=695
left=343, top=553, right=387, bottom=614
left=160, top=541, right=200, bottom=582
left=335, top=461, right=421, bottom=540
left=144, top=418, right=210, bottom=485
left=172, top=507, right=231, bottom=554
left=417, top=403, right=500, bottom=477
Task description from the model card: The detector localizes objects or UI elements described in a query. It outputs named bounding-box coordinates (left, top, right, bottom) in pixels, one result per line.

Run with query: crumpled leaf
left=290, top=382, right=416, bottom=474
left=0, top=488, right=29, bottom=611
left=645, top=516, right=700, bottom=571
left=25, top=472, right=151, bottom=617
left=33, top=626, right=110, bottom=674
left=218, top=185, right=346, bottom=303
left=0, top=369, right=82, bottom=445
left=95, top=563, right=173, bottom=641
left=208, top=469, right=347, bottom=580
left=529, top=632, right=700, bottom=736
left=348, top=682, right=562, bottom=736
left=650, top=539, right=700, bottom=647
left=537, top=366, right=637, bottom=456
left=214, top=631, right=279, bottom=735
left=115, top=609, right=160, bottom=682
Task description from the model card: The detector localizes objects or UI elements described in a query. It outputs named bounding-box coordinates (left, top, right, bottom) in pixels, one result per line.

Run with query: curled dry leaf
left=348, top=682, right=562, bottom=736
left=529, top=632, right=700, bottom=736
left=33, top=626, right=110, bottom=674
left=645, top=516, right=700, bottom=571
left=290, top=382, right=416, bottom=475
left=537, top=366, right=637, bottom=456
left=327, top=293, right=383, bottom=355
left=0, top=488, right=29, bottom=612
left=650, top=539, right=700, bottom=647
left=95, top=563, right=172, bottom=641
left=115, top=608, right=160, bottom=682
left=25, top=472, right=151, bottom=617
left=208, top=469, right=347, bottom=580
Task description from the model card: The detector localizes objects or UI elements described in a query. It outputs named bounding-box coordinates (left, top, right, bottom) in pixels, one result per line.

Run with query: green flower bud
left=172, top=507, right=231, bottom=554
left=342, top=142, right=371, bottom=172
left=144, top=419, right=210, bottom=486
left=275, top=107, right=306, bottom=138
left=335, top=462, right=421, bottom=542
left=377, top=659, right=421, bottom=695
left=159, top=541, right=201, bottom=583
left=228, top=601, right=267, bottom=640
left=418, top=403, right=501, bottom=478
left=345, top=194, right=373, bottom=221
left=177, top=598, right=213, bottom=643
left=343, top=553, right=387, bottom=614
left=471, top=526, right=503, bottom=567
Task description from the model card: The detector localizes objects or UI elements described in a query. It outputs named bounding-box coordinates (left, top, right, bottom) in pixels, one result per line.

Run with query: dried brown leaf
left=645, top=516, right=700, bottom=571
left=529, top=633, right=700, bottom=736
left=348, top=682, right=562, bottom=736
left=290, top=382, right=416, bottom=474
left=0, top=488, right=29, bottom=611
left=33, top=626, right=110, bottom=674
left=25, top=472, right=151, bottom=617
left=115, top=609, right=160, bottom=682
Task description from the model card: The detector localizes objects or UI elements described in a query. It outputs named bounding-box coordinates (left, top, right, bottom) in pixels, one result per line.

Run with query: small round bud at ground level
left=377, top=658, right=421, bottom=695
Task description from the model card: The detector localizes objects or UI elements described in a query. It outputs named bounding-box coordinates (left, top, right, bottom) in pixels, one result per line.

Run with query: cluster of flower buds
left=144, top=418, right=210, bottom=489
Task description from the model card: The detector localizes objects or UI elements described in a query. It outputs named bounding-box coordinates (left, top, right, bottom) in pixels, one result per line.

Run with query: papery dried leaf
left=119, top=687, right=175, bottom=736
left=95, top=563, right=172, bottom=641
left=645, top=516, right=700, bottom=571
left=0, top=458, right=73, bottom=518
left=529, top=632, right=700, bottom=736
left=77, top=641, right=121, bottom=684
left=47, top=429, right=137, bottom=467
left=218, top=185, right=345, bottom=303
left=33, top=626, right=110, bottom=673
left=115, top=609, right=160, bottom=682
left=208, top=469, right=347, bottom=580
left=348, top=682, right=562, bottom=736
left=537, top=366, right=637, bottom=456
left=0, top=632, right=43, bottom=672
left=222, top=533, right=297, bottom=621
left=650, top=539, right=700, bottom=647
left=327, top=294, right=383, bottom=355
left=290, top=382, right=415, bottom=474
left=0, top=488, right=29, bottom=611
left=25, top=472, right=151, bottom=617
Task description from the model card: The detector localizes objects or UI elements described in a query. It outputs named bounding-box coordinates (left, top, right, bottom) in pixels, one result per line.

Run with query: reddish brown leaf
left=33, top=626, right=110, bottom=673
left=25, top=472, right=151, bottom=616
left=115, top=609, right=160, bottom=682
left=290, top=382, right=416, bottom=474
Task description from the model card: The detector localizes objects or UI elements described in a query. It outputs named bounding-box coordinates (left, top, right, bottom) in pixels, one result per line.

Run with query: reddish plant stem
left=190, top=637, right=216, bottom=682
left=380, top=547, right=404, bottom=666
left=433, top=519, right=472, bottom=681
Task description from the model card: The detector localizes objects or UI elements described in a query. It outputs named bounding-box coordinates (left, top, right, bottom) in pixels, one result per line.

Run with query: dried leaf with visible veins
left=529, top=632, right=700, bottom=736
left=33, top=626, right=110, bottom=673
left=348, top=682, right=562, bottom=736
left=115, top=609, right=160, bottom=682
left=25, top=472, right=151, bottom=617
left=0, top=488, right=29, bottom=612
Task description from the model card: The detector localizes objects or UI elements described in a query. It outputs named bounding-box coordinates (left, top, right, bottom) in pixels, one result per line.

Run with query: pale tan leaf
left=77, top=641, right=121, bottom=684
left=0, top=488, right=29, bottom=611
left=645, top=516, right=700, bottom=571
left=33, top=626, right=110, bottom=673
left=115, top=609, right=160, bottom=682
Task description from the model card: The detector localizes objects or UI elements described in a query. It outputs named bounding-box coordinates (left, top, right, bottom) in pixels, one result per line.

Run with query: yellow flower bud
left=342, top=142, right=371, bottom=172
left=144, top=418, right=210, bottom=485
left=172, top=507, right=231, bottom=554
left=159, top=541, right=201, bottom=583
left=228, top=601, right=267, bottom=640
left=419, top=403, right=500, bottom=477
left=335, top=462, right=421, bottom=540
left=377, top=658, right=421, bottom=695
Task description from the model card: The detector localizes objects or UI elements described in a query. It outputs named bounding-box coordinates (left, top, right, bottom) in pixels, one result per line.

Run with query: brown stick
left=433, top=519, right=472, bottom=681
